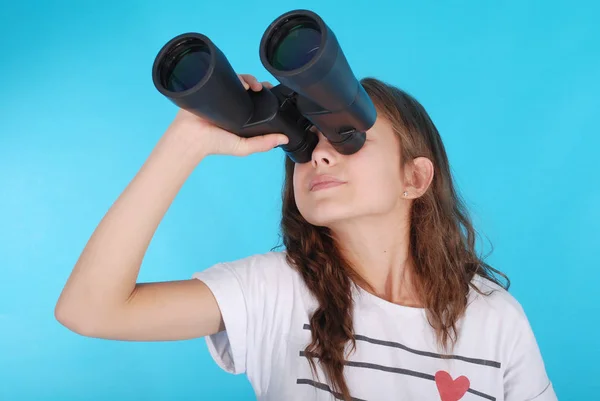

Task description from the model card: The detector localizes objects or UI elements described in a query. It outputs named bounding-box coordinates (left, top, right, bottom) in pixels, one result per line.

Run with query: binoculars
left=151, top=9, right=377, bottom=163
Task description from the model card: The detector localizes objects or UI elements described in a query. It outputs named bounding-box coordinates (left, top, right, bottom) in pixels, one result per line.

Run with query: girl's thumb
left=239, top=134, right=289, bottom=156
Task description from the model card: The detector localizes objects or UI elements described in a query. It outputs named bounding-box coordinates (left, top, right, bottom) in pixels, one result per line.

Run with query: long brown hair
left=272, top=77, right=509, bottom=400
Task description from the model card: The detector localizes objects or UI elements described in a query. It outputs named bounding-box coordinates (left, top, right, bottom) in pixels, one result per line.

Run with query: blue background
left=1, top=0, right=598, bottom=399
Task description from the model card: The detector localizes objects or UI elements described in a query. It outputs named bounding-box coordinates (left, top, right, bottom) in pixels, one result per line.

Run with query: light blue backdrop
left=1, top=0, right=598, bottom=400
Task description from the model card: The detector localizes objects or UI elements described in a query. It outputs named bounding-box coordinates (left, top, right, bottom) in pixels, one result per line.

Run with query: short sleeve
left=503, top=308, right=558, bottom=401
left=192, top=261, right=248, bottom=374
left=191, top=251, right=293, bottom=377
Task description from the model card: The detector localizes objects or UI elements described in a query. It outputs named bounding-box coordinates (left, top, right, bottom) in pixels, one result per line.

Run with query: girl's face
left=293, top=116, right=407, bottom=228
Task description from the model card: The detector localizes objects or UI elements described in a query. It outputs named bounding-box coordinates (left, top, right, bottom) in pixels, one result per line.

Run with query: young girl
left=55, top=74, right=556, bottom=401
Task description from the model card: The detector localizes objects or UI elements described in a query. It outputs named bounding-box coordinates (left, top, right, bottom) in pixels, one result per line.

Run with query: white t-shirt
left=192, top=251, right=557, bottom=401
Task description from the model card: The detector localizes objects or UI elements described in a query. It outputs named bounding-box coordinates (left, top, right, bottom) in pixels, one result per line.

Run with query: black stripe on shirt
left=298, top=351, right=496, bottom=401
left=303, top=324, right=501, bottom=368
left=296, top=378, right=368, bottom=401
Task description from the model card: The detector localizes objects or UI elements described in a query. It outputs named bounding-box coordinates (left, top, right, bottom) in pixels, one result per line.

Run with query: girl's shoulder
left=467, top=273, right=531, bottom=327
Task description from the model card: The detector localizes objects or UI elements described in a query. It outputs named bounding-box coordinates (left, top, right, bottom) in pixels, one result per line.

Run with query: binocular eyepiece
left=152, top=9, right=377, bottom=163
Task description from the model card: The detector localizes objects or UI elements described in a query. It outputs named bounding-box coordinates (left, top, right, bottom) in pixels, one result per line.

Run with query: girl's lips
left=310, top=181, right=346, bottom=191
left=309, top=174, right=346, bottom=191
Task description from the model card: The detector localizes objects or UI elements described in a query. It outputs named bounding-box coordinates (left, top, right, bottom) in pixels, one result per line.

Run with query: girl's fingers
left=238, top=74, right=250, bottom=90
left=241, top=74, right=262, bottom=91
left=238, top=74, right=275, bottom=91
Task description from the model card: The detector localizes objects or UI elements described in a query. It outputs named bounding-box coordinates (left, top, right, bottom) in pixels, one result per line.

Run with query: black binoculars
left=151, top=9, right=377, bottom=163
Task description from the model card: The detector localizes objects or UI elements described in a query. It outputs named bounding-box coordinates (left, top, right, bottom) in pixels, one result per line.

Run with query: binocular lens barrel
left=260, top=10, right=376, bottom=156
left=152, top=33, right=255, bottom=134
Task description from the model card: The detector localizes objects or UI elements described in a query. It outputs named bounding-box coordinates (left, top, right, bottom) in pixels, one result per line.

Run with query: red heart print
left=434, top=370, right=470, bottom=401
